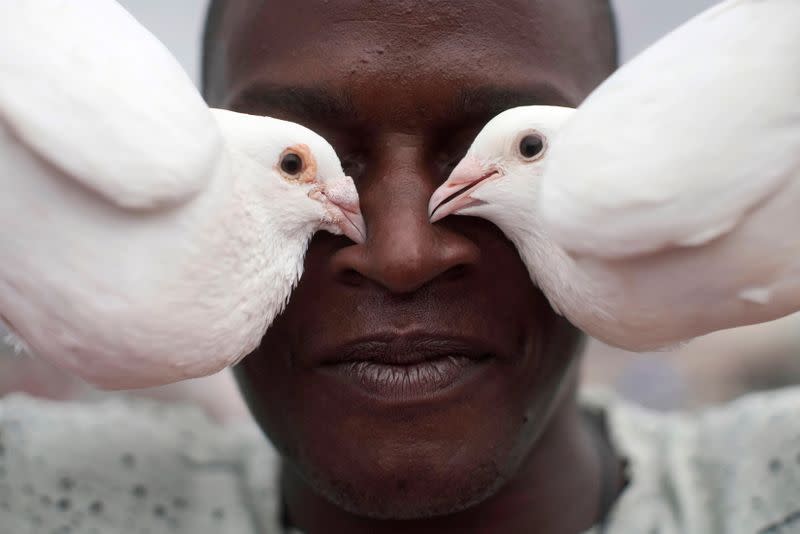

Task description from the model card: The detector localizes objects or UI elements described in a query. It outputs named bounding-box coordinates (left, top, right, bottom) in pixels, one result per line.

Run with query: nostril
left=442, top=264, right=470, bottom=282
left=327, top=199, right=482, bottom=294
left=337, top=268, right=364, bottom=287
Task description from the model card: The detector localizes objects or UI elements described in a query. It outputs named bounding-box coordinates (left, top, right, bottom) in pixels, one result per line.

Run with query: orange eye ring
left=277, top=145, right=317, bottom=183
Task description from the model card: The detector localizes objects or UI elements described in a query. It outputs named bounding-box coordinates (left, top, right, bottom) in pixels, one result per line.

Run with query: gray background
left=116, top=0, right=721, bottom=86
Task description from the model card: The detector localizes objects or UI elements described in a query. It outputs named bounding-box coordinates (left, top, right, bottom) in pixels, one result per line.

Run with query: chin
left=302, top=446, right=513, bottom=519
left=280, top=367, right=549, bottom=522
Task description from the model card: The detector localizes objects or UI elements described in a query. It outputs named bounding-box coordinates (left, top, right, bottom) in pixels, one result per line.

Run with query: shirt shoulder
left=584, top=387, right=800, bottom=534
left=0, top=394, right=283, bottom=534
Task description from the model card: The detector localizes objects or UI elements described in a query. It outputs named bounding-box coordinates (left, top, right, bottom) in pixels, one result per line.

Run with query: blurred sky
left=116, top=0, right=721, bottom=86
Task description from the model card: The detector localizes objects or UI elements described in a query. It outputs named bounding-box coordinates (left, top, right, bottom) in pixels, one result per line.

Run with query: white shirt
left=1, top=387, right=799, bottom=533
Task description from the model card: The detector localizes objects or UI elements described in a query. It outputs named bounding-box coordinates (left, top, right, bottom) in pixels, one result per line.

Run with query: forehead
left=212, top=0, right=610, bottom=124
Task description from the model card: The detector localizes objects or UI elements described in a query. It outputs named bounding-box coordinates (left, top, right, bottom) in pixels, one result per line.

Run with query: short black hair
left=201, top=0, right=620, bottom=97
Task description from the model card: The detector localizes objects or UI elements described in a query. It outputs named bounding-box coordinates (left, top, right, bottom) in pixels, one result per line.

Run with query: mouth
left=316, top=334, right=495, bottom=401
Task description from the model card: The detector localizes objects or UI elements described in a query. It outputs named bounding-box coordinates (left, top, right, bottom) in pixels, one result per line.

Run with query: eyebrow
left=452, top=85, right=577, bottom=124
left=225, top=82, right=575, bottom=125
left=226, top=85, right=357, bottom=123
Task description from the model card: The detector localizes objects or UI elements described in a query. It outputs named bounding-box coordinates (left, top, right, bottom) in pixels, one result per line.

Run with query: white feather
left=0, top=0, right=221, bottom=211
left=538, top=0, right=800, bottom=259
left=428, top=2, right=800, bottom=352
left=0, top=2, right=360, bottom=389
left=436, top=100, right=800, bottom=351
left=451, top=108, right=628, bottom=347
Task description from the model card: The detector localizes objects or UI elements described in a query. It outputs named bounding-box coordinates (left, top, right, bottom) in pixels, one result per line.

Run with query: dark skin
left=206, top=1, right=624, bottom=532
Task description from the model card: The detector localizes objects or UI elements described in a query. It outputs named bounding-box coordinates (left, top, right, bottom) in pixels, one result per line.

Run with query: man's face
left=211, top=0, right=610, bottom=519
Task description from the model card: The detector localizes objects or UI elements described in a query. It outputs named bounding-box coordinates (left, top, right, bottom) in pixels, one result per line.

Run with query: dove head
left=428, top=106, right=574, bottom=228
left=212, top=109, right=365, bottom=243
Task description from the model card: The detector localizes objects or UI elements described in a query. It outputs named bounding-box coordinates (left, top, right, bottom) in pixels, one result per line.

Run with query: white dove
left=429, top=0, right=800, bottom=351
left=426, top=107, right=632, bottom=347
left=0, top=0, right=365, bottom=389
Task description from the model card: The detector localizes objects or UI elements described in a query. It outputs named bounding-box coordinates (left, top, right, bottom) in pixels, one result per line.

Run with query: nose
left=332, top=135, right=479, bottom=295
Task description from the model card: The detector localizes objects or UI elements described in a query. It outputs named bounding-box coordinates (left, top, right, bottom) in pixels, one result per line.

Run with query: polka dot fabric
left=0, top=394, right=279, bottom=534
left=585, top=387, right=800, bottom=534
left=2, top=389, right=800, bottom=533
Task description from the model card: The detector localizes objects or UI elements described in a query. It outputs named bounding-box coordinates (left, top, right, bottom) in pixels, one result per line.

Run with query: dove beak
left=428, top=155, right=501, bottom=223
left=319, top=177, right=367, bottom=244
left=332, top=199, right=367, bottom=244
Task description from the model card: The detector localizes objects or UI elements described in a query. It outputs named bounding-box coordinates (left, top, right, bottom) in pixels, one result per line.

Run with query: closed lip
left=315, top=333, right=497, bottom=367
left=314, top=333, right=498, bottom=401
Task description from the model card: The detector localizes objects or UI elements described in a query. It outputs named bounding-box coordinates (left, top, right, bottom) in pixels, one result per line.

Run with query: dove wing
left=538, top=0, right=800, bottom=259
left=0, top=0, right=223, bottom=211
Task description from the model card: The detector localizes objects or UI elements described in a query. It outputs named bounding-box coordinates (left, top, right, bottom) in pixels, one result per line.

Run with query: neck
left=281, top=378, right=621, bottom=534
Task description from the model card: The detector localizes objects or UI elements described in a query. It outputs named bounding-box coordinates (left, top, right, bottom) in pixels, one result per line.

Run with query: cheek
left=234, top=217, right=583, bottom=515
left=233, top=234, right=357, bottom=458
left=493, top=301, right=584, bottom=457
left=236, top=302, right=581, bottom=518
left=233, top=312, right=300, bottom=458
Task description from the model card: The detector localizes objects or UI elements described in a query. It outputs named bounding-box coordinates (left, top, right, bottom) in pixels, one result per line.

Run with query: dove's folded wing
left=0, top=0, right=223, bottom=211
left=538, top=0, right=800, bottom=259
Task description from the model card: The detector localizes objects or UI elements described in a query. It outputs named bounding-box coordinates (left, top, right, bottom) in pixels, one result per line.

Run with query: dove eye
left=519, top=134, right=545, bottom=160
left=280, top=153, right=304, bottom=176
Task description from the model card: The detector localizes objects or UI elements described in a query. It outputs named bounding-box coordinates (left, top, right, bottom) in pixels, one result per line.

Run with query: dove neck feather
left=189, top=149, right=319, bottom=368
left=469, top=179, right=618, bottom=346
left=494, top=206, right=615, bottom=333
